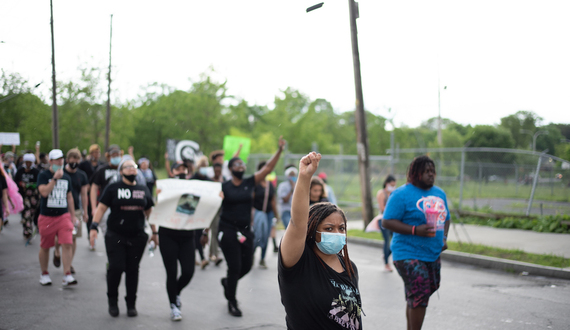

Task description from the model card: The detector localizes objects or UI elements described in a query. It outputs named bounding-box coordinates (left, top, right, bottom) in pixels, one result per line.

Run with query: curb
left=349, top=236, right=570, bottom=281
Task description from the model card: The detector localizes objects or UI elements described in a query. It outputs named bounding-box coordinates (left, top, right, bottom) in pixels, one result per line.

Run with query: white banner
left=149, top=179, right=222, bottom=230
left=0, top=132, right=20, bottom=145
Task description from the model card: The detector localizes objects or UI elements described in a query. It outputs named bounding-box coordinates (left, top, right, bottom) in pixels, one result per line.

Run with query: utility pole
left=50, top=0, right=59, bottom=148
left=348, top=0, right=374, bottom=226
left=105, top=14, right=113, bottom=151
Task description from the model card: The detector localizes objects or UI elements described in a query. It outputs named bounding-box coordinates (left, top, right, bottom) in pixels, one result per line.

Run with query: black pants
left=105, top=230, right=148, bottom=307
left=218, top=222, right=254, bottom=303
left=192, top=229, right=205, bottom=261
left=159, top=227, right=196, bottom=305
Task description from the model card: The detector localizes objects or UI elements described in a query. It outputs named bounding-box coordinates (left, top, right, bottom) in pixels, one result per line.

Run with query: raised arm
left=254, top=136, right=286, bottom=185
left=232, top=143, right=243, bottom=158
left=164, top=153, right=173, bottom=178
left=280, top=152, right=321, bottom=268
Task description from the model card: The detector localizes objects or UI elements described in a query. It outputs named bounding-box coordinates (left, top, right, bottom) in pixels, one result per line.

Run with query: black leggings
left=192, top=229, right=205, bottom=261
left=218, top=222, right=254, bottom=303
left=159, top=227, right=196, bottom=305
left=105, top=230, right=148, bottom=307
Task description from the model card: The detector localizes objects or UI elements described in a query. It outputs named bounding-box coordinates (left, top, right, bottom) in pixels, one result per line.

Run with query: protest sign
left=166, top=139, right=202, bottom=162
left=223, top=135, right=251, bottom=162
left=0, top=133, right=20, bottom=145
left=149, top=179, right=222, bottom=230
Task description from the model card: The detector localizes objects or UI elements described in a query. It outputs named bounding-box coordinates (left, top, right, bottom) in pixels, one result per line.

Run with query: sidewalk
left=347, top=219, right=570, bottom=279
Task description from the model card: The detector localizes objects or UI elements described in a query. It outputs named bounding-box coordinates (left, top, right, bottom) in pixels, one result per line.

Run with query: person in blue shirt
left=382, top=155, right=450, bottom=330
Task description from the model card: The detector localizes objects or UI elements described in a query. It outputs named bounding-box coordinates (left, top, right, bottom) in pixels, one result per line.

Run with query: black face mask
left=123, top=174, right=136, bottom=183
left=177, top=173, right=187, bottom=180
left=69, top=162, right=79, bottom=169
left=232, top=170, right=245, bottom=180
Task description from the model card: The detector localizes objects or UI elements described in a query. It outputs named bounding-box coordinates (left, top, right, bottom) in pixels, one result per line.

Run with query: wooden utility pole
left=348, top=0, right=374, bottom=226
left=50, top=0, right=59, bottom=148
left=105, top=14, right=113, bottom=151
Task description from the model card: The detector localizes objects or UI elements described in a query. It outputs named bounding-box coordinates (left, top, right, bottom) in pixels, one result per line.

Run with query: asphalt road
left=1, top=218, right=569, bottom=330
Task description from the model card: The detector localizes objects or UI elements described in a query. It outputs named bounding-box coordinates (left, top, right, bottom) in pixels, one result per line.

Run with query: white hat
left=284, top=167, right=298, bottom=177
left=48, top=149, right=64, bottom=160
left=23, top=153, right=36, bottom=162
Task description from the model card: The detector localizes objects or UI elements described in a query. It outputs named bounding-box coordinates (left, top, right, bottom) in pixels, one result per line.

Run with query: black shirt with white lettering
left=91, top=164, right=119, bottom=200
left=37, top=170, right=72, bottom=216
left=99, top=181, right=154, bottom=237
left=220, top=176, right=256, bottom=228
left=64, top=168, right=89, bottom=210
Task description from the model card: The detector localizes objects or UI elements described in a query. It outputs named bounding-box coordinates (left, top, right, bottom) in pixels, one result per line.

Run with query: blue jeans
left=380, top=226, right=392, bottom=264
left=281, top=210, right=291, bottom=229
left=253, top=209, right=274, bottom=260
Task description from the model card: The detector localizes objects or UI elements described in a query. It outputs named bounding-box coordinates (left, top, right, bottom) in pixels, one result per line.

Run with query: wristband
left=152, top=232, right=159, bottom=235
left=411, top=226, right=416, bottom=236
left=90, top=222, right=99, bottom=233
left=443, top=235, right=447, bottom=240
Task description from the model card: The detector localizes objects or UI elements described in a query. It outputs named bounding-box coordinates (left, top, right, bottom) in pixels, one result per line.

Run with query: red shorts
left=38, top=213, right=74, bottom=249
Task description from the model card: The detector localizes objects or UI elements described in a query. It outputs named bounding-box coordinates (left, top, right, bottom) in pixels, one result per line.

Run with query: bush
left=451, top=214, right=570, bottom=234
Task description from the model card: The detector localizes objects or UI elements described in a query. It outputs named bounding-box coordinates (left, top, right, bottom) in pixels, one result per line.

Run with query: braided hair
left=305, top=202, right=355, bottom=279
left=406, top=155, right=435, bottom=186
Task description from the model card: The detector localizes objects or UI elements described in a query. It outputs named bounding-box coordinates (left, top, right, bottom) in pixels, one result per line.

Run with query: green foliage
left=452, top=214, right=570, bottom=234
left=347, top=229, right=570, bottom=268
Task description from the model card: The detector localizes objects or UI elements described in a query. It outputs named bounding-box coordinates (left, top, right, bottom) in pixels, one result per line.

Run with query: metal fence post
left=459, top=148, right=466, bottom=210
left=514, top=162, right=518, bottom=195
left=526, top=153, right=544, bottom=216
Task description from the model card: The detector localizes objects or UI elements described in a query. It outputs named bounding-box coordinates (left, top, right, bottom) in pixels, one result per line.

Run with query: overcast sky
left=2, top=0, right=569, bottom=128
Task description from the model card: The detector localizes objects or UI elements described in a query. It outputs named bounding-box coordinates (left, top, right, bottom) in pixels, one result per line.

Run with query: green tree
left=500, top=110, right=542, bottom=149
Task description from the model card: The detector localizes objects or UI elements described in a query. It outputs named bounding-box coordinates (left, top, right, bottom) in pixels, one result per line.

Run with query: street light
left=520, top=129, right=549, bottom=152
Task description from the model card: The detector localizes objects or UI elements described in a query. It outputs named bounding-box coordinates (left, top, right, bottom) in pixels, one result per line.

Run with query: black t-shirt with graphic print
left=64, top=168, right=89, bottom=210
left=99, top=181, right=154, bottom=237
left=91, top=164, right=119, bottom=200
left=220, top=176, right=256, bottom=228
left=14, top=167, right=40, bottom=194
left=37, top=170, right=72, bottom=216
left=278, top=244, right=363, bottom=330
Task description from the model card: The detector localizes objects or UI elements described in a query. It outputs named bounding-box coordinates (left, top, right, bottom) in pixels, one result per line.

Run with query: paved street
left=1, top=216, right=569, bottom=330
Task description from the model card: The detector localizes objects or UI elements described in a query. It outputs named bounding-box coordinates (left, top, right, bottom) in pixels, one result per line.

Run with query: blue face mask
left=315, top=232, right=346, bottom=255
left=199, top=167, right=208, bottom=176
left=110, top=156, right=121, bottom=166
left=51, top=164, right=62, bottom=172
left=290, top=176, right=297, bottom=183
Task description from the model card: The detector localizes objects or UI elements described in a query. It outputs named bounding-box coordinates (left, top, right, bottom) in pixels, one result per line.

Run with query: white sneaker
left=62, top=274, right=78, bottom=286
left=170, top=304, right=182, bottom=321
left=40, top=274, right=52, bottom=286
left=175, top=295, right=182, bottom=308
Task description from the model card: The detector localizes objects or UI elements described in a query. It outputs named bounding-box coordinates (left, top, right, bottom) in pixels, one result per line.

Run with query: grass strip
left=347, top=229, right=570, bottom=268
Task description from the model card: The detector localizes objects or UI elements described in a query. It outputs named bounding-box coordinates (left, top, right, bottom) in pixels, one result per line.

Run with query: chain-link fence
left=246, top=148, right=570, bottom=218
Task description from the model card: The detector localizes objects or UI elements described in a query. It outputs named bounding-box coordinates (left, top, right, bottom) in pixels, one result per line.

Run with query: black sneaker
left=228, top=300, right=242, bottom=317
left=108, top=306, right=119, bottom=317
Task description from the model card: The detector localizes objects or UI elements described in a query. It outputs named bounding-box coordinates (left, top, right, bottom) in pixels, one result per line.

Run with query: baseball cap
left=48, top=149, right=64, bottom=160
left=317, top=172, right=327, bottom=180
left=107, top=144, right=121, bottom=155
left=23, top=153, right=36, bottom=162
left=89, top=144, right=100, bottom=153
left=171, top=161, right=187, bottom=171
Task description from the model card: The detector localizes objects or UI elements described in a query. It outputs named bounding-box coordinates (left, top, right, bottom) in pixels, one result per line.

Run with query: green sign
left=223, top=136, right=251, bottom=162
